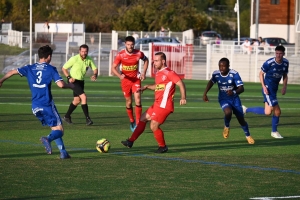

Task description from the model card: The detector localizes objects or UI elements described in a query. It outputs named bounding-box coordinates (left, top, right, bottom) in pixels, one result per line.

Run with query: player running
left=203, top=57, right=255, bottom=144
left=243, top=45, right=288, bottom=139
left=111, top=36, right=149, bottom=132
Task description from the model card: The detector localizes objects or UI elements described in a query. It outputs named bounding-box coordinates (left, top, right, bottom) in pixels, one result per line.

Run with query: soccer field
left=0, top=76, right=299, bottom=200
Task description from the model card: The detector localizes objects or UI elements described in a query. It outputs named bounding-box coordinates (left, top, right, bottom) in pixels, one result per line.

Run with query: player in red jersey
left=121, top=52, right=187, bottom=153
left=111, top=36, right=149, bottom=132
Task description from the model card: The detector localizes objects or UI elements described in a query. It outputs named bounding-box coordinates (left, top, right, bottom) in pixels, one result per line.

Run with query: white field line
left=0, top=102, right=300, bottom=110
left=250, top=195, right=300, bottom=199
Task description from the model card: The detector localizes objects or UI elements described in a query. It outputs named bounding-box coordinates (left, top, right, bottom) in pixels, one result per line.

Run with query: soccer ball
left=96, top=138, right=110, bottom=153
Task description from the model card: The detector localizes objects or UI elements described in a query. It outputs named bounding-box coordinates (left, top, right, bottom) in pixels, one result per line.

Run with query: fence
left=1, top=31, right=300, bottom=84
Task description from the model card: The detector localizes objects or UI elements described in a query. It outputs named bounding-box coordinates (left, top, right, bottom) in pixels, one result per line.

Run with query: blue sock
left=246, top=107, right=265, bottom=115
left=47, top=130, right=63, bottom=142
left=272, top=115, right=279, bottom=132
left=241, top=122, right=250, bottom=137
left=54, top=138, right=66, bottom=153
left=224, top=116, right=230, bottom=128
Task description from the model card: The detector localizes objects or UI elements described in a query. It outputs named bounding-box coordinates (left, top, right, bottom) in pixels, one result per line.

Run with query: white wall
left=35, top=23, right=85, bottom=33
left=250, top=24, right=295, bottom=43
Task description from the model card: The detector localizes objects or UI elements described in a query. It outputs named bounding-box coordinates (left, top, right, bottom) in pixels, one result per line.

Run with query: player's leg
left=75, top=81, right=93, bottom=125
left=149, top=106, right=171, bottom=153
left=132, top=79, right=142, bottom=125
left=220, top=100, right=232, bottom=139
left=121, top=107, right=151, bottom=148
left=122, top=79, right=136, bottom=130
left=234, top=104, right=255, bottom=144
left=64, top=81, right=82, bottom=124
left=37, top=104, right=71, bottom=158
left=271, top=104, right=283, bottom=139
left=263, top=92, right=282, bottom=138
left=244, top=89, right=272, bottom=115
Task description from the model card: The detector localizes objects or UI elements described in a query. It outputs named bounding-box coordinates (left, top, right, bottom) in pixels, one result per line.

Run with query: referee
left=62, top=44, right=98, bottom=125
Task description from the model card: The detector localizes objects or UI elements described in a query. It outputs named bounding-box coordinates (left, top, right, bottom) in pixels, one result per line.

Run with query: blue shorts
left=219, top=97, right=243, bottom=117
left=32, top=101, right=62, bottom=127
left=261, top=88, right=278, bottom=107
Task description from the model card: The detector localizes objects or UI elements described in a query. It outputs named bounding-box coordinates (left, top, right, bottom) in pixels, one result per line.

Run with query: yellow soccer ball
left=96, top=138, right=110, bottom=153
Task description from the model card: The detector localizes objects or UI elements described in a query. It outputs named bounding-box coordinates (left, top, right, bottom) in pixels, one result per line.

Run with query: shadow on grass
left=0, top=136, right=299, bottom=158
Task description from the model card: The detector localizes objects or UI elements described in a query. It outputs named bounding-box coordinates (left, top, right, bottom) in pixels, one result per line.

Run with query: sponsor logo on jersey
left=155, top=84, right=165, bottom=91
left=122, top=65, right=138, bottom=71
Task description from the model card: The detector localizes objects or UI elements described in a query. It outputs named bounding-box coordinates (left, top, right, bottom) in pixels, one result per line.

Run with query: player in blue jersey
left=0, top=45, right=74, bottom=159
left=203, top=57, right=255, bottom=144
left=242, top=45, right=288, bottom=139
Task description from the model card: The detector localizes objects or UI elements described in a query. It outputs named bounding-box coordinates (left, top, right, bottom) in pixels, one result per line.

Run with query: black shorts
left=72, top=80, right=85, bottom=97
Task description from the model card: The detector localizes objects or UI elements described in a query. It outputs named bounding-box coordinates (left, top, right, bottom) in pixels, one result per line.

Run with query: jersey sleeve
left=63, top=56, right=75, bottom=69
left=261, top=61, right=270, bottom=73
left=234, top=72, right=244, bottom=87
left=17, top=65, right=30, bottom=77
left=87, top=57, right=97, bottom=70
left=113, top=53, right=122, bottom=65
left=140, top=51, right=147, bottom=61
left=167, top=70, right=181, bottom=83
left=52, top=66, right=63, bottom=83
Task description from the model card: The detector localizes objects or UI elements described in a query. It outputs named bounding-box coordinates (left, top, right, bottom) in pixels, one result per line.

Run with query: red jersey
left=113, top=49, right=147, bottom=79
left=154, top=67, right=181, bottom=112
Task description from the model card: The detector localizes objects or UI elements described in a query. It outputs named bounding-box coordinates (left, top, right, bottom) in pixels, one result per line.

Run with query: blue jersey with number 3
left=17, top=62, right=63, bottom=106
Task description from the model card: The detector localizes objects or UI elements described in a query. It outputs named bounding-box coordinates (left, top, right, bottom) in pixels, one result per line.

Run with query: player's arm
left=91, top=68, right=98, bottom=81
left=281, top=73, right=288, bottom=95
left=62, top=58, right=75, bottom=83
left=139, top=84, right=156, bottom=92
left=0, top=69, right=18, bottom=87
left=203, top=80, right=214, bottom=102
left=56, top=80, right=74, bottom=89
left=140, top=57, right=149, bottom=81
left=111, top=62, right=124, bottom=79
left=89, top=59, right=98, bottom=81
left=259, top=70, right=268, bottom=94
left=227, top=85, right=244, bottom=96
left=175, top=80, right=186, bottom=105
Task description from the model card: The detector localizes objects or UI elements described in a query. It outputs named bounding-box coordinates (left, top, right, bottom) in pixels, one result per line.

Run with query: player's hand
left=138, top=86, right=147, bottom=93
left=90, top=74, right=97, bottom=81
left=226, top=90, right=234, bottom=96
left=180, top=99, right=186, bottom=105
left=203, top=94, right=209, bottom=102
left=68, top=78, right=75, bottom=83
left=140, top=74, right=146, bottom=81
left=119, top=74, right=125, bottom=80
left=281, top=87, right=286, bottom=95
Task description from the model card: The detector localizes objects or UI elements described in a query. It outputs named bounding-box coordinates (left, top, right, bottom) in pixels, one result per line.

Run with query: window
left=271, top=0, right=279, bottom=5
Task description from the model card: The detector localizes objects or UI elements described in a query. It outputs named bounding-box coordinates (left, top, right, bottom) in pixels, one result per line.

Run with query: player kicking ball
left=203, top=57, right=255, bottom=144
left=0, top=45, right=74, bottom=159
left=121, top=52, right=187, bottom=153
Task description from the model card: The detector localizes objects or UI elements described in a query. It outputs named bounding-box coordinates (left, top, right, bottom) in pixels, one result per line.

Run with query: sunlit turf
left=0, top=76, right=299, bottom=200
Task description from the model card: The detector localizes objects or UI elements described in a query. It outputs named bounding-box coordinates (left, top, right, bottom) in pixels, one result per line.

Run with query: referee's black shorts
left=72, top=80, right=85, bottom=97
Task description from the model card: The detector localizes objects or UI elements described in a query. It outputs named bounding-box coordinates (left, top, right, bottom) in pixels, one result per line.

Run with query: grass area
left=0, top=43, right=27, bottom=55
left=0, top=76, right=299, bottom=200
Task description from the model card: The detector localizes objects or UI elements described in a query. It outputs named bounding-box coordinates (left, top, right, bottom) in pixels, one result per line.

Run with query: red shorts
left=146, top=105, right=172, bottom=124
left=121, top=78, right=141, bottom=97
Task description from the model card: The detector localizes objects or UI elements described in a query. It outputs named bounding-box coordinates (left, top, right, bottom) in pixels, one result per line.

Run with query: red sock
left=153, top=128, right=166, bottom=147
left=126, top=107, right=135, bottom=123
left=129, top=121, right=146, bottom=142
left=135, top=105, right=142, bottom=124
